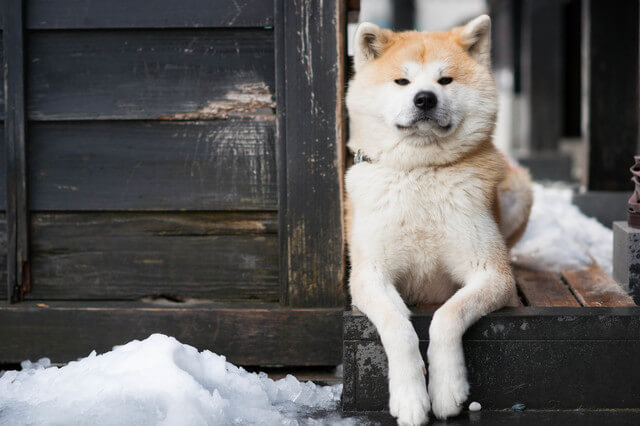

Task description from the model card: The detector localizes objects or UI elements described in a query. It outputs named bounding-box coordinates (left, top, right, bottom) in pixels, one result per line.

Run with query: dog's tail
left=497, top=166, right=533, bottom=248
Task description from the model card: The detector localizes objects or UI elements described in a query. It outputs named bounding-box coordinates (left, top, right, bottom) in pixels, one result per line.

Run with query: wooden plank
left=27, top=212, right=280, bottom=301
left=4, top=0, right=30, bottom=302
left=392, top=0, right=415, bottom=31
left=344, top=308, right=640, bottom=411
left=282, top=0, right=346, bottom=307
left=27, top=29, right=274, bottom=120
left=0, top=123, right=5, bottom=209
left=562, top=264, right=636, bottom=307
left=345, top=307, right=640, bottom=342
left=0, top=33, right=4, bottom=118
left=582, top=0, right=639, bottom=190
left=28, top=121, right=276, bottom=211
left=0, top=301, right=343, bottom=366
left=514, top=267, right=581, bottom=307
left=26, top=0, right=274, bottom=29
left=520, top=0, right=564, bottom=151
left=348, top=339, right=640, bottom=411
left=274, top=0, right=288, bottom=303
left=0, top=214, right=7, bottom=301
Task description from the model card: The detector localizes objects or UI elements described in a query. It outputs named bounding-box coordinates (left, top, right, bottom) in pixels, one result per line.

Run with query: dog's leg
left=427, top=226, right=515, bottom=419
left=350, top=264, right=430, bottom=426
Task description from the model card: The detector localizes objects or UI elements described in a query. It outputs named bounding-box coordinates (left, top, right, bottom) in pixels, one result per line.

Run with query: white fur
left=346, top=15, right=528, bottom=425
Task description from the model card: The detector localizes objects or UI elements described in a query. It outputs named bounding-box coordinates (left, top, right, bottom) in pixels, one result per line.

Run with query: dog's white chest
left=347, top=163, right=474, bottom=230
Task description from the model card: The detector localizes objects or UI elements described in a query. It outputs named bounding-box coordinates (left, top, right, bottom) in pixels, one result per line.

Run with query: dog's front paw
left=389, top=372, right=430, bottom=426
left=427, top=361, right=469, bottom=420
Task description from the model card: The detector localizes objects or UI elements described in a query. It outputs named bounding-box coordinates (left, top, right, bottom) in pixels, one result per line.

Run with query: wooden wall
left=2, top=0, right=347, bottom=311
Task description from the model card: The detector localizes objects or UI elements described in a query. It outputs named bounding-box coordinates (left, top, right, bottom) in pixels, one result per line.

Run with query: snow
left=468, top=401, right=481, bottom=412
left=0, top=334, right=351, bottom=426
left=511, top=183, right=614, bottom=275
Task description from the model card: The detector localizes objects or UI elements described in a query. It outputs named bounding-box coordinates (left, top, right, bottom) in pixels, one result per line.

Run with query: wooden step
left=342, top=265, right=640, bottom=413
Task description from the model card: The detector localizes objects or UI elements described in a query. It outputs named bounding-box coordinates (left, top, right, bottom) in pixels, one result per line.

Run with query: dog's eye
left=394, top=78, right=410, bottom=86
left=438, top=77, right=453, bottom=85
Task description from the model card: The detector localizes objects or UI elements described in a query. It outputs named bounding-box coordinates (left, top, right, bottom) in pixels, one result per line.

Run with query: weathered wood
left=520, top=0, right=564, bottom=151
left=0, top=34, right=4, bottom=117
left=28, top=121, right=276, bottom=210
left=392, top=0, right=415, bottom=31
left=282, top=0, right=346, bottom=307
left=0, top=214, right=7, bottom=301
left=0, top=301, right=343, bottom=366
left=27, top=29, right=274, bottom=120
left=27, top=212, right=279, bottom=301
left=4, top=0, right=30, bottom=302
left=274, top=0, right=288, bottom=304
left=582, top=0, right=639, bottom=190
left=563, top=264, right=636, bottom=307
left=514, top=267, right=580, bottom=307
left=0, top=123, right=5, bottom=208
left=343, top=307, right=640, bottom=411
left=26, top=0, right=274, bottom=29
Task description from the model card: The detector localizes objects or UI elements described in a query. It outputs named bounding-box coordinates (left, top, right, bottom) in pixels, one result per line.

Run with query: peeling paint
left=167, top=83, right=275, bottom=120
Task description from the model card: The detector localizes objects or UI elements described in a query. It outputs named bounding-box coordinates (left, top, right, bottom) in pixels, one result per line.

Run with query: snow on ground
left=511, top=183, right=614, bottom=275
left=0, top=334, right=352, bottom=426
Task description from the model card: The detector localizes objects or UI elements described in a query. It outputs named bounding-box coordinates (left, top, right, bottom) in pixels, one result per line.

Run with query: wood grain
left=514, top=267, right=580, bottom=307
left=27, top=212, right=280, bottom=301
left=25, top=0, right=274, bottom=29
left=281, top=0, right=346, bottom=307
left=27, top=29, right=274, bottom=120
left=4, top=0, right=30, bottom=302
left=0, top=214, right=7, bottom=300
left=28, top=121, right=276, bottom=210
left=0, top=123, right=5, bottom=209
left=0, top=301, right=343, bottom=366
left=0, top=33, right=4, bottom=117
left=562, top=264, right=636, bottom=307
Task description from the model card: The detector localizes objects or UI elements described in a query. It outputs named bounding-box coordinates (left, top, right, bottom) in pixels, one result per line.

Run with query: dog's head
left=346, top=15, right=498, bottom=166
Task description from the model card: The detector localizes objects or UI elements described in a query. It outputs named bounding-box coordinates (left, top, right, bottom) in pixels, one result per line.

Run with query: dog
left=344, top=15, right=533, bottom=425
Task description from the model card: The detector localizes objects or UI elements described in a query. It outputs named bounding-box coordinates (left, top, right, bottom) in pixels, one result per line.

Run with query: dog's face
left=346, top=15, right=498, bottom=158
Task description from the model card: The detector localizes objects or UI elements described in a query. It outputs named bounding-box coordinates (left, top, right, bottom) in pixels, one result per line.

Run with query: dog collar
left=354, top=149, right=372, bottom=164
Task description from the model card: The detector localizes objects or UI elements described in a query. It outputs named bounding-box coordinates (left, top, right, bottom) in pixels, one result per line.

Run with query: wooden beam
left=4, top=0, right=29, bottom=302
left=514, top=267, right=580, bottom=307
left=582, top=0, right=639, bottom=190
left=392, top=0, right=415, bottom=31
left=0, top=302, right=343, bottom=366
left=520, top=0, right=564, bottom=152
left=281, top=0, right=346, bottom=307
left=563, top=264, right=636, bottom=307
left=344, top=307, right=640, bottom=411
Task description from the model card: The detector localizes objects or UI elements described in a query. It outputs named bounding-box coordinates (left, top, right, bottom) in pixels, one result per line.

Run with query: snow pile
left=511, top=184, right=613, bottom=274
left=0, top=334, right=347, bottom=426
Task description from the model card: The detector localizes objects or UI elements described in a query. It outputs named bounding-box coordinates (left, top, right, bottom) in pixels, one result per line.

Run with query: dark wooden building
left=1, top=0, right=348, bottom=366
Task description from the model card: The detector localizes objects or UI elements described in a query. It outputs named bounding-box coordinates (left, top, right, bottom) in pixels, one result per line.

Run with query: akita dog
left=345, top=15, right=533, bottom=425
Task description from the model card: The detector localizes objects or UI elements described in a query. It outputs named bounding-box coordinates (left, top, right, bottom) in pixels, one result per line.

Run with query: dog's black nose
left=413, top=91, right=437, bottom=110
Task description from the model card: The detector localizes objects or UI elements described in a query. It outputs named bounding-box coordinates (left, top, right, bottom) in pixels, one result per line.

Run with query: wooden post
left=520, top=0, right=564, bottom=153
left=392, top=0, right=415, bottom=31
left=582, top=0, right=639, bottom=190
left=4, top=0, right=30, bottom=302
left=278, top=0, right=346, bottom=307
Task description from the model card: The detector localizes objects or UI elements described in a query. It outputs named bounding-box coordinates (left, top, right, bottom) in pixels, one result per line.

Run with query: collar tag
left=354, top=149, right=371, bottom=164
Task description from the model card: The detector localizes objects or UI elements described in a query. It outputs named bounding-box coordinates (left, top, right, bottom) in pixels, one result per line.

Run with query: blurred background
left=347, top=0, right=639, bottom=227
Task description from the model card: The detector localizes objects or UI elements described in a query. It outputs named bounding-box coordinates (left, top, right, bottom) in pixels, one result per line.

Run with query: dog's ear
left=354, top=22, right=392, bottom=72
left=457, top=15, right=491, bottom=68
